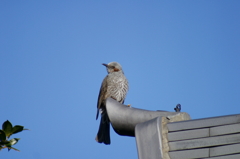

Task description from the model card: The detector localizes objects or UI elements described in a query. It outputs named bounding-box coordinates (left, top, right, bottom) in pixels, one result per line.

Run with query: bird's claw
left=174, top=104, right=181, bottom=112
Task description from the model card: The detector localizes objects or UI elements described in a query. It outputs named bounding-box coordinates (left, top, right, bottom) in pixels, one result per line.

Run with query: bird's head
left=102, top=62, right=123, bottom=73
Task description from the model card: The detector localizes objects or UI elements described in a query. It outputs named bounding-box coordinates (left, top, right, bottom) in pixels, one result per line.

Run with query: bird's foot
left=174, top=104, right=181, bottom=112
left=127, top=104, right=131, bottom=107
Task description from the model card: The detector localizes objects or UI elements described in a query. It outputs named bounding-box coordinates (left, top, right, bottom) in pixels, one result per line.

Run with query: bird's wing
left=96, top=75, right=108, bottom=120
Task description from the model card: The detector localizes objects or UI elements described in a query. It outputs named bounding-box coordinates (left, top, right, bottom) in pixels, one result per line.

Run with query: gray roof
left=106, top=98, right=240, bottom=159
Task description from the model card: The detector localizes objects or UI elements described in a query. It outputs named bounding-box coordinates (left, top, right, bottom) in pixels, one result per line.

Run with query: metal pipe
left=106, top=98, right=180, bottom=137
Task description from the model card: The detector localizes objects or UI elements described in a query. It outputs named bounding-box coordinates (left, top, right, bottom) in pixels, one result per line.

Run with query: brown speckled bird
left=95, top=62, right=129, bottom=145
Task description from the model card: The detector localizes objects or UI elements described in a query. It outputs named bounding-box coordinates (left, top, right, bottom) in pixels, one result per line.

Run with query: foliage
left=0, top=120, right=28, bottom=152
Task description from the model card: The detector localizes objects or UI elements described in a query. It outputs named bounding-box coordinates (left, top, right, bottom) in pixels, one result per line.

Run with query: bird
left=95, top=62, right=129, bottom=145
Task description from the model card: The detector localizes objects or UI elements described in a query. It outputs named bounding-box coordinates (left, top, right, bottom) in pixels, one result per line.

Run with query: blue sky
left=1, top=1, right=240, bottom=159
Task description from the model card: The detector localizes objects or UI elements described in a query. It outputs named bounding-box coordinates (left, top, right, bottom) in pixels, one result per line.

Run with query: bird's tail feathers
left=95, top=112, right=110, bottom=145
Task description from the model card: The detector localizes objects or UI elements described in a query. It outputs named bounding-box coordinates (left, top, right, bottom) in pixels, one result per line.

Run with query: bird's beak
left=102, top=63, right=108, bottom=67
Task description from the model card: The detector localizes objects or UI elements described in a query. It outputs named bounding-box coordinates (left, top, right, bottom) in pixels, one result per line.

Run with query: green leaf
left=5, top=138, right=20, bottom=147
left=0, top=130, right=6, bottom=141
left=2, top=120, right=13, bottom=137
left=0, top=140, right=10, bottom=145
left=8, top=146, right=20, bottom=152
left=12, top=125, right=24, bottom=134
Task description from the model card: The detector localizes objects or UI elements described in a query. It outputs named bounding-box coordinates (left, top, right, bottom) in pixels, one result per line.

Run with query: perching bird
left=95, top=62, right=129, bottom=145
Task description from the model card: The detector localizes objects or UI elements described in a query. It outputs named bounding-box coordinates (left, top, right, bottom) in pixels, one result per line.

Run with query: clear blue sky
left=1, top=1, right=240, bottom=158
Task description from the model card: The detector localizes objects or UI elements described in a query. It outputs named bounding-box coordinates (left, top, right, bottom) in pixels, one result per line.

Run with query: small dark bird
left=95, top=62, right=129, bottom=145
